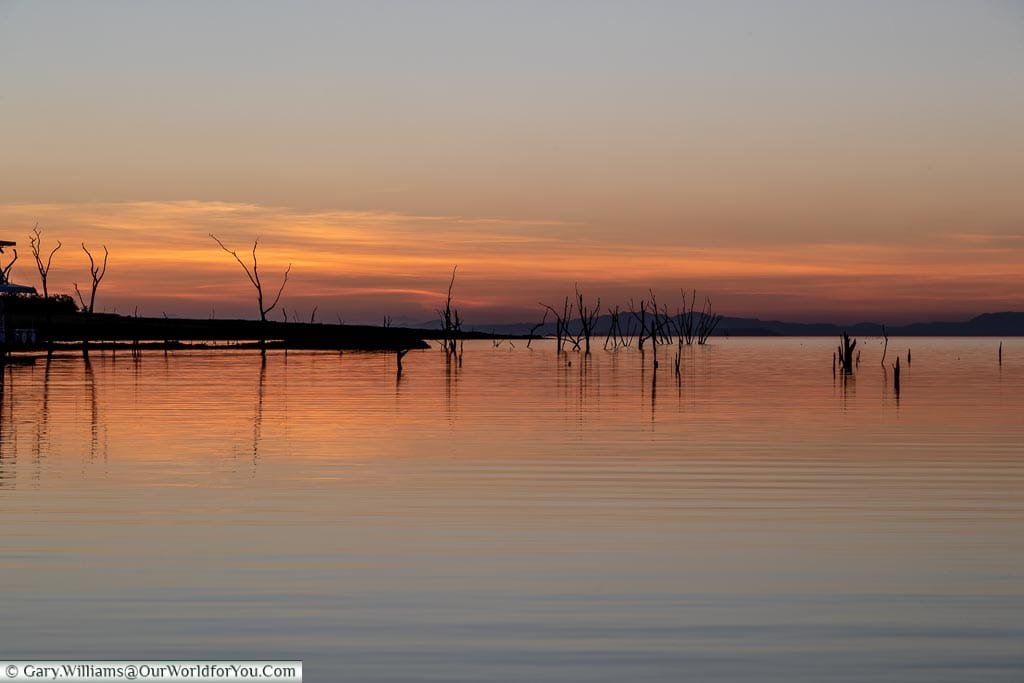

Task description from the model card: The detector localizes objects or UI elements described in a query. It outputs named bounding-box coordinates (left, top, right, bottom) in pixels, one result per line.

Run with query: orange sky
left=1, top=200, right=1021, bottom=324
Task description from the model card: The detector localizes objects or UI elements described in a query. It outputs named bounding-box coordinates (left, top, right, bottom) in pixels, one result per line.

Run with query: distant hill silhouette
left=433, top=311, right=1024, bottom=337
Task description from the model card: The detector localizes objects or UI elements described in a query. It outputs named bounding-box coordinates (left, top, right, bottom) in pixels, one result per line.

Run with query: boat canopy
left=0, top=283, right=37, bottom=295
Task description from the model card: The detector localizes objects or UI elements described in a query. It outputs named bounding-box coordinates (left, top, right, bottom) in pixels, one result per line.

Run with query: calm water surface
left=1, top=338, right=1022, bottom=682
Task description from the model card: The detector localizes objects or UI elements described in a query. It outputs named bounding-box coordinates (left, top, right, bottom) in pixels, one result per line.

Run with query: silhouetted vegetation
left=1, top=247, right=19, bottom=283
left=73, top=243, right=108, bottom=357
left=574, top=285, right=600, bottom=354
left=29, top=226, right=61, bottom=299
left=537, top=287, right=724, bottom=356
left=437, top=266, right=462, bottom=359
left=210, top=234, right=291, bottom=355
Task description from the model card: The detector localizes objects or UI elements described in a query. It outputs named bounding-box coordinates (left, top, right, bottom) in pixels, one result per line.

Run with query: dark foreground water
left=1, top=338, right=1022, bottom=682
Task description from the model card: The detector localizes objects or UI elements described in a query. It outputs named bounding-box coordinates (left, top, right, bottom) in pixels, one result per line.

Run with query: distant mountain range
left=416, top=311, right=1024, bottom=337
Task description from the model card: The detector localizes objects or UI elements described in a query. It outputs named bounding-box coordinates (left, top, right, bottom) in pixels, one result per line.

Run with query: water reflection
left=0, top=341, right=1021, bottom=682
left=83, top=356, right=101, bottom=461
left=252, top=358, right=265, bottom=468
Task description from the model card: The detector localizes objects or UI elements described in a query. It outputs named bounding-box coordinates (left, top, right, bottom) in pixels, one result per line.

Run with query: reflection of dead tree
left=29, top=225, right=61, bottom=298
left=84, top=355, right=100, bottom=460
left=437, top=267, right=462, bottom=357
left=34, top=356, right=54, bottom=470
left=253, top=359, right=266, bottom=466
left=209, top=234, right=291, bottom=354
left=575, top=285, right=600, bottom=354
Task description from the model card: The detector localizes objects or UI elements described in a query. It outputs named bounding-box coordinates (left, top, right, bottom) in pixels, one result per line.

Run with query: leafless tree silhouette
left=29, top=225, right=61, bottom=298
left=210, top=235, right=291, bottom=324
left=437, top=266, right=462, bottom=357
left=73, top=243, right=108, bottom=315
left=73, top=243, right=108, bottom=357
left=574, top=285, right=600, bottom=354
left=0, top=247, right=18, bottom=285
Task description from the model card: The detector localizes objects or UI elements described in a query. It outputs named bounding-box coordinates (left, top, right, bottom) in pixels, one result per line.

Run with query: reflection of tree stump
left=396, top=349, right=409, bottom=379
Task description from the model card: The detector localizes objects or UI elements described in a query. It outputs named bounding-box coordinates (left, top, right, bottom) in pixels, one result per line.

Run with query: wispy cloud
left=1, top=200, right=1022, bottom=323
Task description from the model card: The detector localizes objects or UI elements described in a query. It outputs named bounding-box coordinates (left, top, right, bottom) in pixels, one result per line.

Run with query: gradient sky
left=1, top=1, right=1022, bottom=323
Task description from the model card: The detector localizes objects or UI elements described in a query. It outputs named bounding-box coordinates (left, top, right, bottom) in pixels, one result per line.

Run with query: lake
left=1, top=338, right=1022, bottom=682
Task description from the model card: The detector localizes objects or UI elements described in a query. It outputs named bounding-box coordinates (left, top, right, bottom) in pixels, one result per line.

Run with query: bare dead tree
left=436, top=266, right=462, bottom=356
left=29, top=227, right=62, bottom=352
left=604, top=306, right=630, bottom=350
left=29, top=225, right=61, bottom=298
left=210, top=235, right=291, bottom=324
left=1, top=248, right=17, bottom=284
left=628, top=298, right=653, bottom=351
left=648, top=290, right=675, bottom=345
left=210, top=234, right=291, bottom=354
left=541, top=297, right=575, bottom=353
left=562, top=296, right=582, bottom=351
left=526, top=308, right=549, bottom=349
left=696, top=296, right=723, bottom=345
left=678, top=289, right=697, bottom=345
left=73, top=244, right=108, bottom=315
left=575, top=284, right=600, bottom=354
left=73, top=244, right=108, bottom=357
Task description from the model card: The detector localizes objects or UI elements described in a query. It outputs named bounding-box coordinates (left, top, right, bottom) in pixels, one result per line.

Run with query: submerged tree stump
left=837, top=332, right=857, bottom=374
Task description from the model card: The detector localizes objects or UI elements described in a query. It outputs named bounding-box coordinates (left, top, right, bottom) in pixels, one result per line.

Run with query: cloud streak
left=1, top=200, right=1021, bottom=324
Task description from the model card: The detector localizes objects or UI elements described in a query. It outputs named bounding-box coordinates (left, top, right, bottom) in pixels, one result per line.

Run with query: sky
left=1, top=0, right=1022, bottom=324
